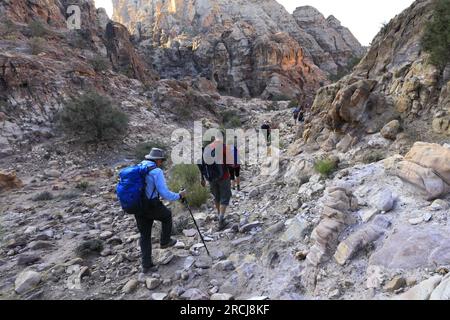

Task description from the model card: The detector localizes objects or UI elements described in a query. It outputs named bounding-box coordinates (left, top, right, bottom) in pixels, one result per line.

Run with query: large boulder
left=394, top=275, right=442, bottom=300
left=370, top=225, right=450, bottom=270
left=404, top=142, right=450, bottom=185
left=430, top=274, right=450, bottom=300
left=380, top=120, right=401, bottom=140
left=394, top=142, right=450, bottom=199
left=15, top=270, right=41, bottom=295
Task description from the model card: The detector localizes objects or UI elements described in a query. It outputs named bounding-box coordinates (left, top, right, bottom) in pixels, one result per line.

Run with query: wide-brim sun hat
left=145, top=148, right=166, bottom=160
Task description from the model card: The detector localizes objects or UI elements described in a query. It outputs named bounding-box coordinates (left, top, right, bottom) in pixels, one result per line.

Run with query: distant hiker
left=292, top=104, right=305, bottom=125
left=228, top=142, right=241, bottom=191
left=119, top=148, right=187, bottom=274
left=261, top=120, right=271, bottom=144
left=293, top=106, right=301, bottom=124
left=199, top=136, right=232, bottom=231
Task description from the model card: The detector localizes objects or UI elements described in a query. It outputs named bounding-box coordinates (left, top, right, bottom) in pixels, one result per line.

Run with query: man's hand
left=179, top=190, right=187, bottom=199
left=201, top=179, right=206, bottom=187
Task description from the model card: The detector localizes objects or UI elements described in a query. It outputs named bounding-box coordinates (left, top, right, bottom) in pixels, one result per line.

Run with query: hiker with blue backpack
left=293, top=103, right=305, bottom=125
left=117, top=148, right=186, bottom=274
left=198, top=136, right=232, bottom=231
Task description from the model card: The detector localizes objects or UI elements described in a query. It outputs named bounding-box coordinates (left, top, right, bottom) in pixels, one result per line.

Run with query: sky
left=94, top=0, right=416, bottom=46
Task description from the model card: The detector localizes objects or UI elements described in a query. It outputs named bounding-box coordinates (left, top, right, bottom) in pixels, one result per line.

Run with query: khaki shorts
left=210, top=179, right=232, bottom=206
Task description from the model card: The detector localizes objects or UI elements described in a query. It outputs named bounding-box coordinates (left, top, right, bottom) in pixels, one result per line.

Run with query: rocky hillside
left=112, top=0, right=364, bottom=100
left=0, top=0, right=221, bottom=158
left=303, top=0, right=450, bottom=154
left=293, top=6, right=365, bottom=74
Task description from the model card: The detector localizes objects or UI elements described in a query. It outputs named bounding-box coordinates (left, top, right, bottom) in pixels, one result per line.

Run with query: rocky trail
left=2, top=98, right=449, bottom=300
left=0, top=101, right=305, bottom=300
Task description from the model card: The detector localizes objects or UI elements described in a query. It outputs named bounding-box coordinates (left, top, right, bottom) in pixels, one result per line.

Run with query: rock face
left=0, top=0, right=218, bottom=155
left=112, top=0, right=364, bottom=99
left=292, top=6, right=365, bottom=75
left=105, top=21, right=159, bottom=83
left=304, top=0, right=449, bottom=149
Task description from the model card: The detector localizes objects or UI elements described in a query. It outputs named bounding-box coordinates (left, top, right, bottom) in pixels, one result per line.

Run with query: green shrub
left=1, top=19, right=16, bottom=36
left=29, top=37, right=46, bottom=55
left=362, top=151, right=385, bottom=164
left=288, top=99, right=299, bottom=108
left=28, top=20, right=49, bottom=37
left=75, top=239, right=104, bottom=258
left=314, top=158, right=337, bottom=177
left=59, top=191, right=80, bottom=200
left=168, top=164, right=209, bottom=208
left=0, top=223, right=4, bottom=244
left=267, top=101, right=279, bottom=111
left=329, top=56, right=363, bottom=82
left=76, top=181, right=90, bottom=191
left=221, top=110, right=242, bottom=128
left=57, top=91, right=129, bottom=142
left=68, top=30, right=91, bottom=49
left=347, top=56, right=362, bottom=70
left=422, top=0, right=450, bottom=67
left=32, top=191, right=54, bottom=201
left=134, top=140, right=168, bottom=161
left=269, top=94, right=291, bottom=102
left=89, top=55, right=110, bottom=72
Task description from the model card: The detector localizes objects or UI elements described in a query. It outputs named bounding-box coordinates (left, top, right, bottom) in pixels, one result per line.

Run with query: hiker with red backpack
left=117, top=148, right=186, bottom=274
left=198, top=136, right=232, bottom=231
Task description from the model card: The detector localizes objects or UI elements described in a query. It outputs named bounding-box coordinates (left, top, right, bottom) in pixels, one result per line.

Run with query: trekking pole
left=180, top=191, right=211, bottom=257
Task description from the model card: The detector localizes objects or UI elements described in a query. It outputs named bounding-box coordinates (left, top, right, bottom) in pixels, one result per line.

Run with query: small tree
left=28, top=20, right=49, bottom=37
left=422, top=0, right=450, bottom=67
left=89, top=55, right=110, bottom=72
left=288, top=99, right=299, bottom=108
left=221, top=110, right=242, bottom=128
left=1, top=19, right=16, bottom=36
left=58, top=92, right=128, bottom=142
left=29, top=37, right=46, bottom=55
left=314, top=158, right=337, bottom=177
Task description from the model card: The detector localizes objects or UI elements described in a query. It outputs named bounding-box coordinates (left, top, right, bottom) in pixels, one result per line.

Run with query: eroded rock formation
left=304, top=0, right=449, bottom=149
left=112, top=0, right=364, bottom=99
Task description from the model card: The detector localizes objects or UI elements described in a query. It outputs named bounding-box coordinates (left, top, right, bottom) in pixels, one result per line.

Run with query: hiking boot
left=143, top=265, right=158, bottom=274
left=160, top=238, right=177, bottom=249
left=217, top=217, right=228, bottom=231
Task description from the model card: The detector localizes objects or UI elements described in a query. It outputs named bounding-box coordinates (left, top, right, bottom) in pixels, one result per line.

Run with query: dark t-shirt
left=201, top=142, right=230, bottom=180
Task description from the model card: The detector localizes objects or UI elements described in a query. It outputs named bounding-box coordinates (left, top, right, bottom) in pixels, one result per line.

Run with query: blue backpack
left=116, top=164, right=155, bottom=214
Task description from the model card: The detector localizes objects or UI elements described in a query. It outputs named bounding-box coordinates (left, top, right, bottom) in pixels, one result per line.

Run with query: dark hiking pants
left=134, top=199, right=173, bottom=269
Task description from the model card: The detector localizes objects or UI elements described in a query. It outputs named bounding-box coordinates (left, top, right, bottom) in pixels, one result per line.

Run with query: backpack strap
left=148, top=167, right=160, bottom=200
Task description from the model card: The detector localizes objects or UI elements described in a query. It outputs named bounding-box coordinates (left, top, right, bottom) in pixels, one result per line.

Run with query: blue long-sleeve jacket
left=141, top=160, right=181, bottom=201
